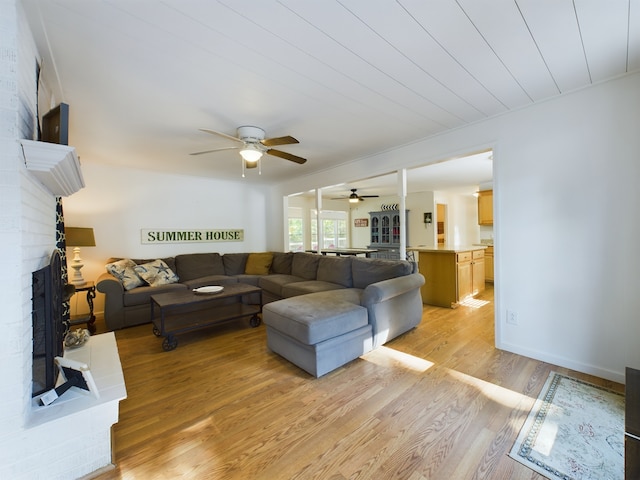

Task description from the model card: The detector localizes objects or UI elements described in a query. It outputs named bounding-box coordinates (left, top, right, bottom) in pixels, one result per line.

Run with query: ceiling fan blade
left=262, top=136, right=299, bottom=147
left=359, top=195, right=380, bottom=198
left=199, top=128, right=243, bottom=143
left=266, top=149, right=307, bottom=164
left=190, top=146, right=239, bottom=156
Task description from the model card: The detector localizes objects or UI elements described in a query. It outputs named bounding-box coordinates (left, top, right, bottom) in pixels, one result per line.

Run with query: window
left=311, top=210, right=348, bottom=250
left=288, top=207, right=304, bottom=252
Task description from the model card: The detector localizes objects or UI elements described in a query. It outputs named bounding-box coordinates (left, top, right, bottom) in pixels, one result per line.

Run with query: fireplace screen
left=32, top=250, right=70, bottom=397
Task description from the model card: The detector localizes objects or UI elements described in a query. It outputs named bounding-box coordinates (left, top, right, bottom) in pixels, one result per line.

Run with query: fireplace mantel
left=24, top=332, right=127, bottom=477
left=20, top=139, right=85, bottom=196
left=28, top=332, right=126, bottom=426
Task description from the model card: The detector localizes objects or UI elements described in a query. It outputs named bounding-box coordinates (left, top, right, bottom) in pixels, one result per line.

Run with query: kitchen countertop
left=409, top=245, right=487, bottom=253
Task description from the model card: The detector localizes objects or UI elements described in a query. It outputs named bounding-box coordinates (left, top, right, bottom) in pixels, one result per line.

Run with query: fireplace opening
left=32, top=250, right=74, bottom=397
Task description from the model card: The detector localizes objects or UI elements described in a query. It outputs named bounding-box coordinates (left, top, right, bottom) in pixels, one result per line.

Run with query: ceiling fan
left=191, top=126, right=306, bottom=176
left=332, top=188, right=380, bottom=204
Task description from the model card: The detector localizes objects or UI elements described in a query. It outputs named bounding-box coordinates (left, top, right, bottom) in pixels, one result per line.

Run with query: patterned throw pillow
left=134, top=259, right=179, bottom=287
left=105, top=258, right=145, bottom=291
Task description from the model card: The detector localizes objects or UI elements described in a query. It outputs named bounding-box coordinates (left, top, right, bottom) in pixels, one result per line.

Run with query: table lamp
left=65, top=227, right=96, bottom=286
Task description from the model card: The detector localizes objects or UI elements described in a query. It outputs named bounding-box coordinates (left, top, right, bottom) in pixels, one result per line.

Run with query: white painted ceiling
left=22, top=0, right=639, bottom=197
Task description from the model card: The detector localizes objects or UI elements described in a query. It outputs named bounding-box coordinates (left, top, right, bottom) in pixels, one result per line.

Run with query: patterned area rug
left=509, top=372, right=624, bottom=480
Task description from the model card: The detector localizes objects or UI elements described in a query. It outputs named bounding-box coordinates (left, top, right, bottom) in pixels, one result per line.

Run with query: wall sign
left=354, top=218, right=368, bottom=227
left=141, top=229, right=244, bottom=244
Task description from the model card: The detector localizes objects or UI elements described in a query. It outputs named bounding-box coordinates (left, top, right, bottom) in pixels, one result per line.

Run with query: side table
left=69, top=281, right=97, bottom=334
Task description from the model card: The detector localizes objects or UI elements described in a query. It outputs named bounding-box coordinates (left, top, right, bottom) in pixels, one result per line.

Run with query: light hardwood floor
left=92, top=285, right=623, bottom=479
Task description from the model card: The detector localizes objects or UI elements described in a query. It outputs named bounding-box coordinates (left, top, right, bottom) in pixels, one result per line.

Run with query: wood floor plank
left=90, top=285, right=621, bottom=479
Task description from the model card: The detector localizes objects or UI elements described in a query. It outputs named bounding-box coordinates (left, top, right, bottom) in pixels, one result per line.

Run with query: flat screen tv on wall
left=41, top=103, right=69, bottom=145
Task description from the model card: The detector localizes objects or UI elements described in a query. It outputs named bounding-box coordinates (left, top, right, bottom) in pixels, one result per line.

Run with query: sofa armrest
left=96, top=272, right=126, bottom=330
left=96, top=272, right=123, bottom=293
left=361, top=273, right=425, bottom=306
left=361, top=273, right=425, bottom=348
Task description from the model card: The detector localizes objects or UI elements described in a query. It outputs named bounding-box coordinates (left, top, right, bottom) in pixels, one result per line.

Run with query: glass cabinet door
left=392, top=213, right=400, bottom=244
left=370, top=216, right=379, bottom=244
left=381, top=214, right=391, bottom=244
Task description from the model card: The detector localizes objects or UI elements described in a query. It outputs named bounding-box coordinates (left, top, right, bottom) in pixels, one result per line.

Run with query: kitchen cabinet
left=412, top=246, right=486, bottom=308
left=368, top=210, right=408, bottom=259
left=460, top=250, right=485, bottom=299
left=477, top=190, right=493, bottom=225
left=484, top=246, right=494, bottom=282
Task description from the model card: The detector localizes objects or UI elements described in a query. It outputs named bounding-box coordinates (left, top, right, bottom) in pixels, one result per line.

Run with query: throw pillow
left=134, top=259, right=179, bottom=287
left=244, top=252, right=274, bottom=275
left=271, top=252, right=293, bottom=274
left=105, top=258, right=145, bottom=291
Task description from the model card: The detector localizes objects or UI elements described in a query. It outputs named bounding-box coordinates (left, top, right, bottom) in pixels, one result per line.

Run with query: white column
left=315, top=188, right=323, bottom=254
left=397, top=169, right=407, bottom=260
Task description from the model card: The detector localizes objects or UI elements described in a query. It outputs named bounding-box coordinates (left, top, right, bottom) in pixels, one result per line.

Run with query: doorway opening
left=436, top=203, right=446, bottom=244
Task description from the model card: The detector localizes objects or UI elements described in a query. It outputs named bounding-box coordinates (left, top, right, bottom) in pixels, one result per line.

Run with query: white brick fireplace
left=0, top=2, right=125, bottom=478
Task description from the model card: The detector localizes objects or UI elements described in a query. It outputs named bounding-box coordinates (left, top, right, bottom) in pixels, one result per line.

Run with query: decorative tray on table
left=193, top=285, right=224, bottom=295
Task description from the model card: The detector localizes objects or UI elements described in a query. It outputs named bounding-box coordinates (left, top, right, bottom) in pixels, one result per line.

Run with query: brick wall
left=0, top=2, right=116, bottom=478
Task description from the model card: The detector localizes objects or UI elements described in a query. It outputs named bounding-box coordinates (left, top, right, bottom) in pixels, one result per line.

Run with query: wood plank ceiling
left=21, top=0, right=639, bottom=191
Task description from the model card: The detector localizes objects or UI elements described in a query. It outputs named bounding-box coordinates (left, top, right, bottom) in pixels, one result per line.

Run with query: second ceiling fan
left=333, top=188, right=380, bottom=203
left=191, top=126, right=306, bottom=175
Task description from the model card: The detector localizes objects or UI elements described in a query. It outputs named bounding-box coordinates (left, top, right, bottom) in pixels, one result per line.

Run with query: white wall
left=1, top=3, right=117, bottom=478
left=433, top=190, right=480, bottom=247
left=62, top=163, right=271, bottom=315
left=272, top=72, right=640, bottom=383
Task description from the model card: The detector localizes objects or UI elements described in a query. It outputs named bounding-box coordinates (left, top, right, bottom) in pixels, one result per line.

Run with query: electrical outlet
left=506, top=310, right=518, bottom=326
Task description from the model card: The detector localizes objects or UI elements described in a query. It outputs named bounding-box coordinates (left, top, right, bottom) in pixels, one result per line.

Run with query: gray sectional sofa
left=96, top=251, right=425, bottom=376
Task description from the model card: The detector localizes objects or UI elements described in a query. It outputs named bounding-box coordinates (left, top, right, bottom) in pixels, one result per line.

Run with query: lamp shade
left=65, top=227, right=96, bottom=247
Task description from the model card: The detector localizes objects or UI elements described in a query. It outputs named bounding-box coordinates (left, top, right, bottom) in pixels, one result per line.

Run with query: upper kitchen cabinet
left=477, top=190, right=493, bottom=226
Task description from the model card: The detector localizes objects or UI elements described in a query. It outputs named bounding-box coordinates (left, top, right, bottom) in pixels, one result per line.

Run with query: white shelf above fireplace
left=20, top=139, right=85, bottom=196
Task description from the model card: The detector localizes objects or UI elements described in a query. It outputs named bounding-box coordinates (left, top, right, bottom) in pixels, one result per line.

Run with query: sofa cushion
left=351, top=257, right=413, bottom=289
left=291, top=252, right=320, bottom=280
left=182, top=275, right=239, bottom=290
left=281, top=280, right=345, bottom=298
left=175, top=253, right=225, bottom=281
left=263, top=292, right=368, bottom=345
left=123, top=282, right=186, bottom=307
left=222, top=253, right=248, bottom=275
left=134, top=259, right=179, bottom=287
left=105, top=258, right=145, bottom=291
left=234, top=274, right=261, bottom=286
left=245, top=252, right=274, bottom=275
left=317, top=256, right=353, bottom=287
left=259, top=274, right=305, bottom=297
left=271, top=252, right=293, bottom=274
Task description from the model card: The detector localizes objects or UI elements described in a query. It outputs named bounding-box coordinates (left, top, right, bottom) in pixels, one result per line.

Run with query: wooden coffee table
left=150, top=283, right=261, bottom=351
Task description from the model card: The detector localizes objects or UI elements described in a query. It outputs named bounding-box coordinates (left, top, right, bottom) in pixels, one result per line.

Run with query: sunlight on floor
left=458, top=297, right=490, bottom=308
left=534, top=418, right=558, bottom=456
left=446, top=368, right=532, bottom=411
left=363, top=346, right=434, bottom=372
left=182, top=415, right=216, bottom=433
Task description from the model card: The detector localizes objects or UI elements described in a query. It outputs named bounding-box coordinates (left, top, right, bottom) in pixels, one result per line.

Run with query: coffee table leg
left=250, top=314, right=261, bottom=328
left=162, top=334, right=178, bottom=351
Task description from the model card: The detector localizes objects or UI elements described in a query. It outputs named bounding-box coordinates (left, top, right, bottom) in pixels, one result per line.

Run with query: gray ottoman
left=263, top=291, right=373, bottom=377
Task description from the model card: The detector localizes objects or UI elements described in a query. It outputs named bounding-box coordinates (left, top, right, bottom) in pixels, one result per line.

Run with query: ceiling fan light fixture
left=349, top=193, right=360, bottom=203
left=239, top=144, right=263, bottom=163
